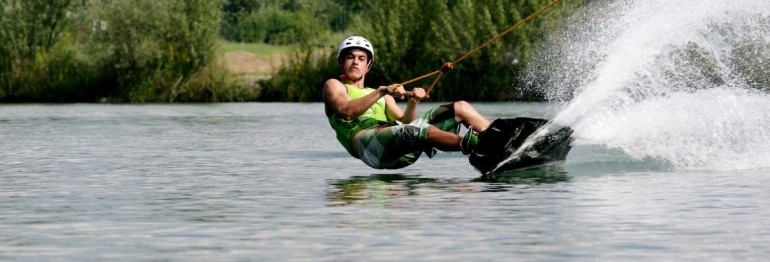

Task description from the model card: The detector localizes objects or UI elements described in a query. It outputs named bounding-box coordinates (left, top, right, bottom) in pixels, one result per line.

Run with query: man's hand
left=410, top=87, right=427, bottom=102
left=379, top=84, right=407, bottom=100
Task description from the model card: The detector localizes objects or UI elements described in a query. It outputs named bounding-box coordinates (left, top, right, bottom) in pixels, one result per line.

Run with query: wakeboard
left=469, top=117, right=574, bottom=176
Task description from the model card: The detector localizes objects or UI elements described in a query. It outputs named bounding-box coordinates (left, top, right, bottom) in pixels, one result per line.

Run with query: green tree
left=220, top=0, right=263, bottom=42
left=88, top=0, right=226, bottom=102
left=0, top=0, right=87, bottom=101
left=1, top=0, right=251, bottom=103
left=0, top=0, right=73, bottom=60
left=220, top=0, right=343, bottom=45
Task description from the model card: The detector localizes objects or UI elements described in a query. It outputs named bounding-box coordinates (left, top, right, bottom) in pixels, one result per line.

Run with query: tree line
left=0, top=0, right=583, bottom=103
left=1, top=0, right=252, bottom=102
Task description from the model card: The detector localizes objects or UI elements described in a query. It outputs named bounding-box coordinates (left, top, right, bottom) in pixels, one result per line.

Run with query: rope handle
left=386, top=85, right=416, bottom=98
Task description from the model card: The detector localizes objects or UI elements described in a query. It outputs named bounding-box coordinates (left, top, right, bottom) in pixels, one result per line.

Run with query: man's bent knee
left=452, top=100, right=475, bottom=121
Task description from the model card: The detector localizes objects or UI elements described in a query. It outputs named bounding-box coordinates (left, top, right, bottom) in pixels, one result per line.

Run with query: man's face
left=340, top=49, right=370, bottom=79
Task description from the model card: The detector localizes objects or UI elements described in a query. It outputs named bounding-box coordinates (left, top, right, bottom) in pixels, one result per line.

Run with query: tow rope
left=397, top=0, right=564, bottom=97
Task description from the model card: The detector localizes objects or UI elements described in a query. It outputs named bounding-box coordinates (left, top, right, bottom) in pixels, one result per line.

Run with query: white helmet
left=337, top=36, right=374, bottom=70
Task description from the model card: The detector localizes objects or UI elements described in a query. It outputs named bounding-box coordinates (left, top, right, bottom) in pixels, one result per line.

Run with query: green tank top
left=328, top=84, right=388, bottom=157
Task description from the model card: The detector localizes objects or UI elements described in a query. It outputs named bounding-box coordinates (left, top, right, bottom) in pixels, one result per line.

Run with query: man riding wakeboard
left=323, top=36, right=493, bottom=169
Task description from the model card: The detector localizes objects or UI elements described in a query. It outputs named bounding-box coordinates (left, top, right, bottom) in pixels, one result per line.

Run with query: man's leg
left=355, top=125, right=422, bottom=169
left=425, top=126, right=462, bottom=152
left=423, top=101, right=490, bottom=153
left=452, top=101, right=491, bottom=132
left=415, top=101, right=490, bottom=153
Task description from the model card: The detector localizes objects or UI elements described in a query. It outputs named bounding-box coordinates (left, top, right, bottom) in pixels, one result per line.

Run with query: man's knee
left=454, top=100, right=471, bottom=111
left=452, top=100, right=475, bottom=117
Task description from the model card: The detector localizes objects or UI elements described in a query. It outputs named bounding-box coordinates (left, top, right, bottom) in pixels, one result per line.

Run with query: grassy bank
left=217, top=40, right=338, bottom=102
left=220, top=41, right=291, bottom=55
left=218, top=41, right=290, bottom=79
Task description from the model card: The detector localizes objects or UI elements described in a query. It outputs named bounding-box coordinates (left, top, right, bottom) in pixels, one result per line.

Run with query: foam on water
left=526, top=0, right=770, bottom=170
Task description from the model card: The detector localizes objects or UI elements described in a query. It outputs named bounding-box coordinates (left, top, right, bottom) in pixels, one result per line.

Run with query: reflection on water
left=327, top=174, right=466, bottom=207
left=475, top=167, right=571, bottom=185
left=327, top=169, right=571, bottom=206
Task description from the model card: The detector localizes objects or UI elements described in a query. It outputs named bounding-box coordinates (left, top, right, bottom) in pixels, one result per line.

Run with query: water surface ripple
left=1, top=103, right=769, bottom=261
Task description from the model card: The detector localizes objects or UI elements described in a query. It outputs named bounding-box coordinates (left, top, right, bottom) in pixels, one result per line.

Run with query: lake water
left=4, top=0, right=770, bottom=260
left=2, top=102, right=769, bottom=261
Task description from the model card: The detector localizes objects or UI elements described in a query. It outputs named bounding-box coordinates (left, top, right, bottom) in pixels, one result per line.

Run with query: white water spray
left=527, top=0, right=770, bottom=170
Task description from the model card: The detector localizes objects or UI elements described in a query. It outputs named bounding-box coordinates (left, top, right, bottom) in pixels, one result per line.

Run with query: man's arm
left=386, top=87, right=426, bottom=123
left=323, top=79, right=389, bottom=120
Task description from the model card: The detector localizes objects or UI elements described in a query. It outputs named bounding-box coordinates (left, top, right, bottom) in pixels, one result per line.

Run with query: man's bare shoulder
left=323, top=79, right=345, bottom=92
left=323, top=79, right=347, bottom=116
left=323, top=79, right=347, bottom=100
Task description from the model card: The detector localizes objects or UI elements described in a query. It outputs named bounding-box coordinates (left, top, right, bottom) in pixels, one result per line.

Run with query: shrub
left=258, top=48, right=337, bottom=102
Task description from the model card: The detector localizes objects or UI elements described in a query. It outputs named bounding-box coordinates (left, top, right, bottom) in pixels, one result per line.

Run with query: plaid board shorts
left=354, top=103, right=460, bottom=169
